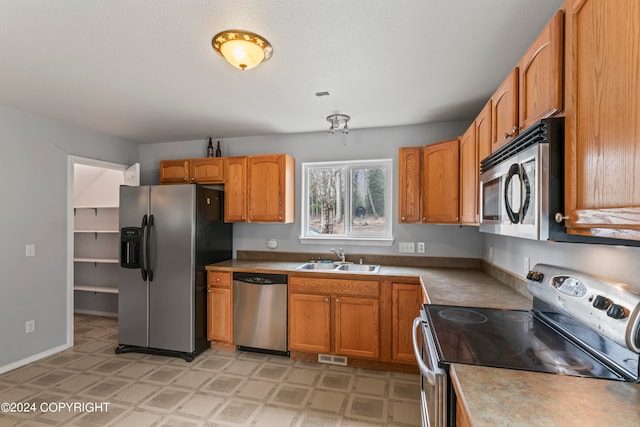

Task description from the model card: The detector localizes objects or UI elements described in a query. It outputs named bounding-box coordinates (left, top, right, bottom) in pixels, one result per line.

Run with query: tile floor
left=0, top=315, right=421, bottom=426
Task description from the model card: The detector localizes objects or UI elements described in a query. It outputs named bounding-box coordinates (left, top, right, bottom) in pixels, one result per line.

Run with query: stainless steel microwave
left=479, top=118, right=564, bottom=240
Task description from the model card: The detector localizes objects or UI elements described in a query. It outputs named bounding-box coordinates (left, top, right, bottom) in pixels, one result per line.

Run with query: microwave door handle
left=412, top=317, right=438, bottom=385
left=504, top=163, right=523, bottom=224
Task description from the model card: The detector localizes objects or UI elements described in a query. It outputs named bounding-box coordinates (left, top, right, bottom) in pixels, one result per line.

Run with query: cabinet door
left=519, top=10, right=564, bottom=130
left=224, top=157, right=248, bottom=222
left=334, top=296, right=379, bottom=359
left=247, top=154, right=294, bottom=222
left=476, top=100, right=492, bottom=164
left=459, top=124, right=478, bottom=225
left=491, top=69, right=519, bottom=152
left=207, top=287, right=232, bottom=343
left=564, top=0, right=640, bottom=240
left=288, top=293, right=331, bottom=353
left=391, top=283, right=422, bottom=363
left=398, top=146, right=422, bottom=223
left=190, top=158, right=225, bottom=184
left=422, top=139, right=460, bottom=223
left=159, top=160, right=190, bottom=184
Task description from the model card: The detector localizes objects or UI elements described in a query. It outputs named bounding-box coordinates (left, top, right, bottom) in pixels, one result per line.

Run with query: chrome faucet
left=330, top=248, right=346, bottom=263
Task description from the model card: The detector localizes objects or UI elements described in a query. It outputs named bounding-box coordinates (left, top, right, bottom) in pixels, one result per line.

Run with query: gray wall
left=0, top=105, right=138, bottom=370
left=139, top=121, right=484, bottom=259
left=483, top=234, right=640, bottom=293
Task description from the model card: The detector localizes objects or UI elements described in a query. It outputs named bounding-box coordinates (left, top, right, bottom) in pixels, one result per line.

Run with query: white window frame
left=299, top=158, right=393, bottom=246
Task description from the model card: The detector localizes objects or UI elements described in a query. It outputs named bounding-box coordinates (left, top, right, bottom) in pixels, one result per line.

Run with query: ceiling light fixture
left=212, top=30, right=272, bottom=70
left=327, top=114, right=350, bottom=135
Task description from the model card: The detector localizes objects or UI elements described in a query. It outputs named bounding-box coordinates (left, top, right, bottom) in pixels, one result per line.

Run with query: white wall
left=139, top=122, right=484, bottom=259
left=0, top=105, right=138, bottom=371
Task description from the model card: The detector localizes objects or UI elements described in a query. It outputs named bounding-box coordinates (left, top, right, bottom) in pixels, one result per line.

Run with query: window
left=300, top=159, right=393, bottom=244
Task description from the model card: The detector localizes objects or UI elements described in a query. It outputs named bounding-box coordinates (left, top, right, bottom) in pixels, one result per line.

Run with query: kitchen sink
left=295, top=262, right=338, bottom=270
left=295, top=262, right=380, bottom=273
left=335, top=264, right=381, bottom=273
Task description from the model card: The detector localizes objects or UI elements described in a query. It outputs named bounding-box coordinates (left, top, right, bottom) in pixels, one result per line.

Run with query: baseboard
left=0, top=342, right=72, bottom=375
left=73, top=309, right=118, bottom=318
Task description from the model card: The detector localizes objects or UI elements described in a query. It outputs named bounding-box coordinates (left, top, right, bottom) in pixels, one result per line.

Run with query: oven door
left=480, top=144, right=541, bottom=239
left=413, top=312, right=448, bottom=427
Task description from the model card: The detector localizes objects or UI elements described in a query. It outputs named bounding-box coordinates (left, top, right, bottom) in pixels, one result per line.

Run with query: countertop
left=206, top=258, right=638, bottom=425
left=451, top=364, right=640, bottom=427
left=205, top=259, right=532, bottom=310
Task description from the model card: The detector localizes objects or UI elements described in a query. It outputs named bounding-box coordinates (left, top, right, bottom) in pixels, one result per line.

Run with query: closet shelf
left=74, top=285, right=118, bottom=294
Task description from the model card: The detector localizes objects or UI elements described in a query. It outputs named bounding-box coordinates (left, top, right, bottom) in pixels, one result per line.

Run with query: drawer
left=289, top=276, right=379, bottom=298
left=207, top=271, right=231, bottom=287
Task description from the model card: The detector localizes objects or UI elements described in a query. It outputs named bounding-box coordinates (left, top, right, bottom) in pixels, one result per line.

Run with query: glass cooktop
left=423, top=304, right=626, bottom=381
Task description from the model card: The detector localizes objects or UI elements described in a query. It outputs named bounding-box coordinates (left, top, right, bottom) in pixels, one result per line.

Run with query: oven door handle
left=412, top=317, right=438, bottom=385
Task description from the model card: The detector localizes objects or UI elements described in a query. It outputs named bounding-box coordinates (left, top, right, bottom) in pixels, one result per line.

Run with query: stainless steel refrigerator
left=116, top=184, right=232, bottom=361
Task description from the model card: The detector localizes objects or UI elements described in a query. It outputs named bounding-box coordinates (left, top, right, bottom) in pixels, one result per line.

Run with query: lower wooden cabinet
left=288, top=293, right=331, bottom=353
left=334, top=296, right=380, bottom=359
left=207, top=271, right=232, bottom=343
left=391, top=283, right=423, bottom=363
left=288, top=276, right=380, bottom=359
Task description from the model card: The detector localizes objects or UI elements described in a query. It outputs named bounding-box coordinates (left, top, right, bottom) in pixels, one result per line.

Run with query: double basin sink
left=295, top=262, right=381, bottom=274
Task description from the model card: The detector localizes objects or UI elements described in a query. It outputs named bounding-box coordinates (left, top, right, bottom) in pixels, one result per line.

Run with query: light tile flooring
left=0, top=315, right=421, bottom=426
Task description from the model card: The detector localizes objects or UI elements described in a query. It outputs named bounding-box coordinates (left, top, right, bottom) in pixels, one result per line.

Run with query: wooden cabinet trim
left=289, top=276, right=379, bottom=297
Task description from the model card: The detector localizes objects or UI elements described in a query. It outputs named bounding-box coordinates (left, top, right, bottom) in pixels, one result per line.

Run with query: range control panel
left=527, top=264, right=640, bottom=353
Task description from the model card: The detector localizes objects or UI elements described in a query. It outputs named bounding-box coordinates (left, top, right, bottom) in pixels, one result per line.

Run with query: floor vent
left=318, top=354, right=348, bottom=366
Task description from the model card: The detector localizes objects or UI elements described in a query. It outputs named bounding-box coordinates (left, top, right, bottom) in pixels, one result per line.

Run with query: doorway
left=67, top=156, right=139, bottom=346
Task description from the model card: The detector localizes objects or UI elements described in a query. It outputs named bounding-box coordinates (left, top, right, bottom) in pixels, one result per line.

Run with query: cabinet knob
left=401, top=216, right=406, bottom=221
left=325, top=297, right=329, bottom=303
left=278, top=216, right=282, bottom=221
left=554, top=213, right=569, bottom=224
left=216, top=278, right=220, bottom=282
left=336, top=298, right=340, bottom=303
left=207, top=289, right=211, bottom=293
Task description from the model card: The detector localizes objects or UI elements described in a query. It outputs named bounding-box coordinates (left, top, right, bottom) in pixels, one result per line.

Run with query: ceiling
left=0, top=0, right=564, bottom=144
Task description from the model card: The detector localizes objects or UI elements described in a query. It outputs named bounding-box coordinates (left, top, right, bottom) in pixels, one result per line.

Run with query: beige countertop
left=206, top=257, right=637, bottom=425
left=451, top=364, right=640, bottom=427
left=205, top=259, right=532, bottom=310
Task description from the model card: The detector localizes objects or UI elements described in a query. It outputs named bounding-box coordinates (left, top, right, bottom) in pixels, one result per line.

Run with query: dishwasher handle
left=232, top=272, right=288, bottom=285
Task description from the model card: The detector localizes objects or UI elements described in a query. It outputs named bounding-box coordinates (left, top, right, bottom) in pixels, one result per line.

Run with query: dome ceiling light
left=212, top=30, right=272, bottom=70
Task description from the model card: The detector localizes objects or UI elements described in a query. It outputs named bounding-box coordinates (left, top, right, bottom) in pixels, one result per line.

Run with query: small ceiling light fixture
left=327, top=114, right=350, bottom=135
left=212, top=30, right=272, bottom=70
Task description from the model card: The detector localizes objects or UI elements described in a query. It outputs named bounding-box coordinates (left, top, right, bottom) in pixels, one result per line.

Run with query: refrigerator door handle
left=140, top=214, right=148, bottom=281
left=147, top=214, right=154, bottom=282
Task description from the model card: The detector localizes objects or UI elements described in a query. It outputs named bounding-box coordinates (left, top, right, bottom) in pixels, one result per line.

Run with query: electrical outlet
left=25, top=320, right=35, bottom=334
left=524, top=257, right=530, bottom=275
left=26, top=244, right=35, bottom=257
left=417, top=242, right=425, bottom=253
left=399, top=242, right=415, bottom=253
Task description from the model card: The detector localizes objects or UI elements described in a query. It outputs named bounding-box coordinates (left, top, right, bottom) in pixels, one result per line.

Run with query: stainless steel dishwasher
left=233, top=272, right=288, bottom=355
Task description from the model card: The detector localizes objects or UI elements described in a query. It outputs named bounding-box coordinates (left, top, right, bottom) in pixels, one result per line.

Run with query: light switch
left=26, top=244, right=35, bottom=257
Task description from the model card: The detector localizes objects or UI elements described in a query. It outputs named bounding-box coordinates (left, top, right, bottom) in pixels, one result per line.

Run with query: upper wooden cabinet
left=491, top=68, right=519, bottom=152
left=224, top=156, right=248, bottom=222
left=159, top=158, right=225, bottom=184
left=247, top=154, right=295, bottom=223
left=459, top=124, right=478, bottom=225
left=398, top=146, right=422, bottom=223
left=422, top=139, right=460, bottom=224
left=190, top=158, right=225, bottom=183
left=518, top=10, right=564, bottom=130
left=563, top=0, right=640, bottom=240
left=476, top=100, right=492, bottom=163
left=159, top=159, right=190, bottom=184
left=224, top=154, right=295, bottom=223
